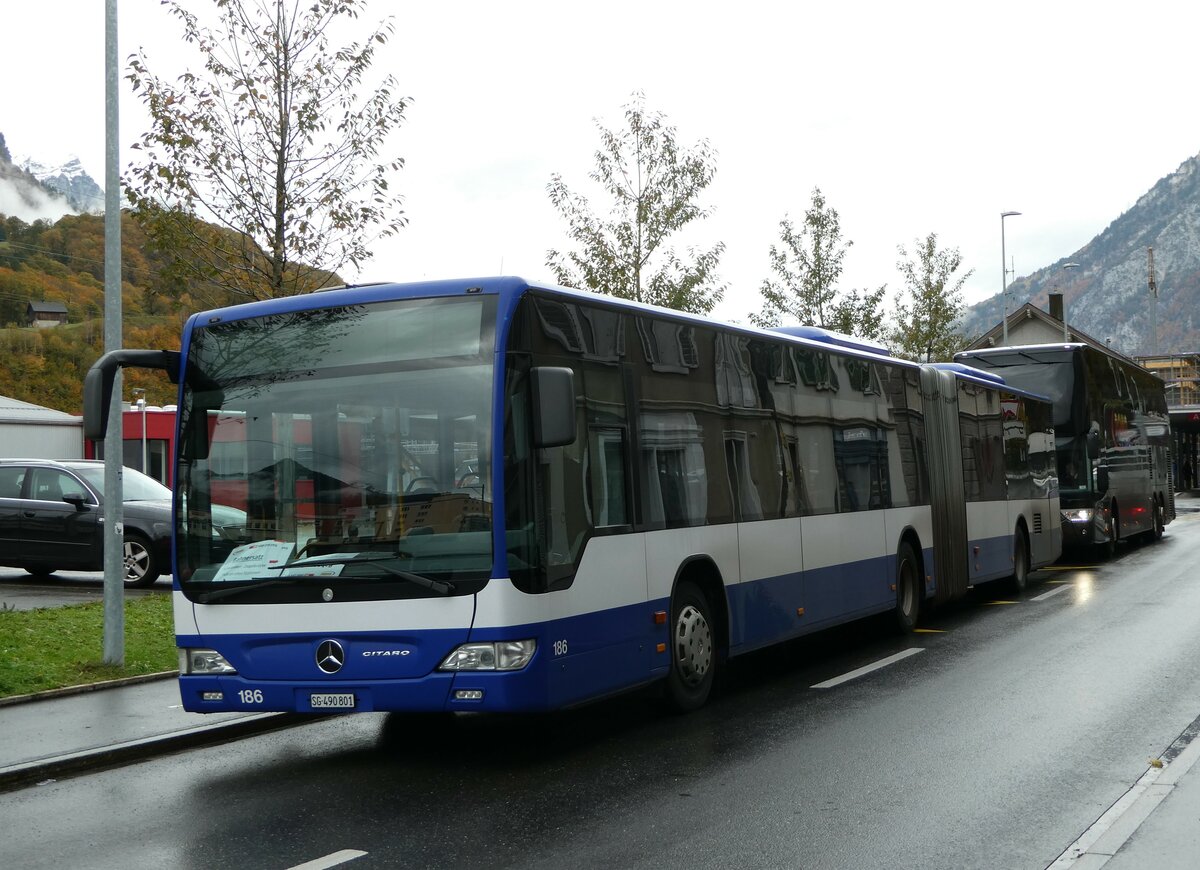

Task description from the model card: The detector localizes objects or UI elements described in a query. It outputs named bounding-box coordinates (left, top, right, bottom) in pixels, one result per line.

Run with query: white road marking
left=1032, top=584, right=1074, bottom=602
left=288, top=850, right=368, bottom=870
left=810, top=648, right=924, bottom=689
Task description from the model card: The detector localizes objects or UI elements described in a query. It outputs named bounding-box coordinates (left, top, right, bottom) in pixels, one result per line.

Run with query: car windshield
left=73, top=465, right=171, bottom=501
left=174, top=295, right=497, bottom=600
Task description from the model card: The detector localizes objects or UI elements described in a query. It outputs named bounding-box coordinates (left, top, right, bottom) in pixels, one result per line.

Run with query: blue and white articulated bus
left=83, top=277, right=1060, bottom=715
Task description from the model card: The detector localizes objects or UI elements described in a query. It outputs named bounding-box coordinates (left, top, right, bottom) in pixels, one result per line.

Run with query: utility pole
left=1148, top=247, right=1159, bottom=356
left=103, top=0, right=125, bottom=665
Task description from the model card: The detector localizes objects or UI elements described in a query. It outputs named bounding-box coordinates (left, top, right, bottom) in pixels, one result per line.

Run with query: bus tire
left=894, top=542, right=921, bottom=633
left=1151, top=498, right=1165, bottom=541
left=665, top=581, right=716, bottom=713
left=1009, top=527, right=1030, bottom=594
left=1098, top=508, right=1119, bottom=560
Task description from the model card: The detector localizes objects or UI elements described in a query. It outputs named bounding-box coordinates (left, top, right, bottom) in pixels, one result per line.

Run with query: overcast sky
left=5, top=0, right=1200, bottom=325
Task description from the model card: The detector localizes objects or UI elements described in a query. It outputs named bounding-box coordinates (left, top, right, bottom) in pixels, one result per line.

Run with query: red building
left=85, top=406, right=178, bottom=486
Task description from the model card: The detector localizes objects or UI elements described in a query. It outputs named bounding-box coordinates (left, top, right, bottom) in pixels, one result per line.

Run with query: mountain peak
left=962, top=149, right=1200, bottom=357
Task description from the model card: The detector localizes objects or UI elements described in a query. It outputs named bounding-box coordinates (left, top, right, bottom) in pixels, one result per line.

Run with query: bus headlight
left=180, top=648, right=238, bottom=675
left=439, top=640, right=536, bottom=671
left=1061, top=508, right=1094, bottom=523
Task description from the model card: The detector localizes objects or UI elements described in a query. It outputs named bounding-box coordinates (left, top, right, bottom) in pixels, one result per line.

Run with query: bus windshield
left=175, top=296, right=496, bottom=601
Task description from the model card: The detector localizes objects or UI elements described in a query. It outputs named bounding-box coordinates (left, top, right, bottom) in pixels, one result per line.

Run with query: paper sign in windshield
left=212, top=540, right=296, bottom=582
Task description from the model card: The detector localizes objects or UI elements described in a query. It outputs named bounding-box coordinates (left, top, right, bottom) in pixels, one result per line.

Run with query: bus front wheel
left=665, top=581, right=716, bottom=713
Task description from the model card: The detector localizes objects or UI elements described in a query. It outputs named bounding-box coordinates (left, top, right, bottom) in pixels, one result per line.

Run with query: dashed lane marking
left=913, top=628, right=946, bottom=634
left=1032, top=584, right=1074, bottom=602
left=288, top=850, right=368, bottom=870
left=982, top=600, right=1020, bottom=605
left=810, top=648, right=924, bottom=689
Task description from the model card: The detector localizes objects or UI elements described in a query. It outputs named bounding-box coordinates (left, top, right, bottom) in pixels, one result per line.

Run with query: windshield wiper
left=194, top=553, right=454, bottom=603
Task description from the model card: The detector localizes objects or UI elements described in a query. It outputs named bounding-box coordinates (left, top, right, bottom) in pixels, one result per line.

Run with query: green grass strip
left=0, top=595, right=176, bottom=698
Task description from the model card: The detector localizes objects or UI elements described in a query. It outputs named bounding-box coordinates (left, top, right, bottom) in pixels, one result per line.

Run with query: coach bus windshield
left=174, top=296, right=496, bottom=603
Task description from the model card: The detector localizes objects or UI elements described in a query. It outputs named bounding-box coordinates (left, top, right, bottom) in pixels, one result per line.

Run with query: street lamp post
left=132, top=388, right=147, bottom=476
left=1001, top=211, right=1021, bottom=345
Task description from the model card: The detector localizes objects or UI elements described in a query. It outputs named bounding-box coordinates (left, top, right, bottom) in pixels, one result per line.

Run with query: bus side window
left=588, top=428, right=629, bottom=527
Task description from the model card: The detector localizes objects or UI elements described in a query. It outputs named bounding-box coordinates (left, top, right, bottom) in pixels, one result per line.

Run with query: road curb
left=0, top=670, right=178, bottom=708
left=0, top=711, right=308, bottom=792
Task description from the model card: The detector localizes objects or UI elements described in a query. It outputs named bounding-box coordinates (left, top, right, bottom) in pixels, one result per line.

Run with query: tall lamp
left=1001, top=211, right=1021, bottom=344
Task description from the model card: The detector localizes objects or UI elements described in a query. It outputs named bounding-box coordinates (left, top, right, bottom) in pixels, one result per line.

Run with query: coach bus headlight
left=439, top=640, right=536, bottom=671
left=1061, top=508, right=1094, bottom=524
left=180, top=648, right=238, bottom=675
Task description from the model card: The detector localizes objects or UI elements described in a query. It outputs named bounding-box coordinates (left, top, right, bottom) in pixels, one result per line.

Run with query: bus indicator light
left=656, top=643, right=666, bottom=654
left=653, top=611, right=667, bottom=624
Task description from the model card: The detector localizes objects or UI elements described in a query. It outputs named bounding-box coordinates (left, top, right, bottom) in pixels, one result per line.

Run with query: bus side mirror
left=1096, top=464, right=1110, bottom=493
left=1086, top=422, right=1101, bottom=457
left=530, top=366, right=576, bottom=448
left=83, top=349, right=180, bottom=441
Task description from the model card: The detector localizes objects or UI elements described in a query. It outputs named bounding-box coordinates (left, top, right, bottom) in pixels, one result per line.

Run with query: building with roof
left=0, top=395, right=83, bottom=458
left=26, top=301, right=68, bottom=328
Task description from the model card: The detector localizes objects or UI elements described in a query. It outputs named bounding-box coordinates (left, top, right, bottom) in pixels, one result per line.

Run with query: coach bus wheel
left=1152, top=499, right=1165, bottom=541
left=894, top=542, right=921, bottom=633
left=1098, top=510, right=1119, bottom=560
left=1010, top=528, right=1029, bottom=594
left=666, top=581, right=716, bottom=712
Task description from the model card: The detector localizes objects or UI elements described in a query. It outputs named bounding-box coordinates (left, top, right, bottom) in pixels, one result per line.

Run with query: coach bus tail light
left=180, top=648, right=238, bottom=675
left=1061, top=508, right=1094, bottom=524
left=439, top=640, right=536, bottom=671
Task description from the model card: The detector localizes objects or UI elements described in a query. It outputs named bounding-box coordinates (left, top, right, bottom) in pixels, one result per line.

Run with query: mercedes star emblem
left=316, top=639, right=345, bottom=674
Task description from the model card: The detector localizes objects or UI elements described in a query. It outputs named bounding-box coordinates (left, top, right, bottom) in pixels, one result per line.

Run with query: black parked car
left=0, top=459, right=177, bottom=587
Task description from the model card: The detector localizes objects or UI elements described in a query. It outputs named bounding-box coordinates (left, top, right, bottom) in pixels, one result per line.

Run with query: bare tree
left=126, top=0, right=408, bottom=303
left=546, top=93, right=725, bottom=314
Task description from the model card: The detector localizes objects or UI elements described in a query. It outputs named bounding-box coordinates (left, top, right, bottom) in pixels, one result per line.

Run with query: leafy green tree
left=751, top=188, right=886, bottom=340
left=546, top=93, right=725, bottom=314
left=125, top=0, right=408, bottom=304
left=891, top=232, right=973, bottom=362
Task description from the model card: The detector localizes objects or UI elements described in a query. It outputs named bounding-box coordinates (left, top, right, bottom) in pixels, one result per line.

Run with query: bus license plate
left=310, top=693, right=355, bottom=709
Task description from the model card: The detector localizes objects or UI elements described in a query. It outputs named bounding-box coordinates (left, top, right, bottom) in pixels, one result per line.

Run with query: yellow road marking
left=983, top=600, right=1020, bottom=605
left=913, top=628, right=946, bottom=633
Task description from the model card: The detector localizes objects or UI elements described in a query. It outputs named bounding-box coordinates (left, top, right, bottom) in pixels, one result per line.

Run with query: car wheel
left=665, top=581, right=716, bottom=713
left=123, top=534, right=160, bottom=587
left=895, top=541, right=921, bottom=632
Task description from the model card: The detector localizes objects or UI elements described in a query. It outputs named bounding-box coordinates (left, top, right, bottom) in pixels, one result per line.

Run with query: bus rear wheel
left=665, top=581, right=716, bottom=713
left=1009, top=528, right=1030, bottom=594
left=894, top=542, right=921, bottom=633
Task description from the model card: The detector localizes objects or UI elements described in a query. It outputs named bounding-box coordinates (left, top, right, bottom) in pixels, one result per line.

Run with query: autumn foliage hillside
left=0, top=211, right=200, bottom=413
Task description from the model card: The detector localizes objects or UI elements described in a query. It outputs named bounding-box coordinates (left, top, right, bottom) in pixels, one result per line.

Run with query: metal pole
left=1000, top=211, right=1021, bottom=345
left=103, top=0, right=124, bottom=665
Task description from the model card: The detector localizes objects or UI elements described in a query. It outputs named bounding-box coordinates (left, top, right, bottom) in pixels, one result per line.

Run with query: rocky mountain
left=18, top=156, right=104, bottom=214
left=0, top=131, right=104, bottom=222
left=961, top=152, right=1200, bottom=357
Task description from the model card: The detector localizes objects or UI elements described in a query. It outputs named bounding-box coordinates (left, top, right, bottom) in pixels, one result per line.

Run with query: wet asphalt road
left=0, top=567, right=169, bottom=609
left=3, top=514, right=1200, bottom=869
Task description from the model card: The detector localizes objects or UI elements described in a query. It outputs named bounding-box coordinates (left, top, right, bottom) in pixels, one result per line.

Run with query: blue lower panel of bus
left=728, top=551, right=901, bottom=654
left=179, top=547, right=952, bottom=715
left=969, top=533, right=1016, bottom=584
left=177, top=599, right=668, bottom=714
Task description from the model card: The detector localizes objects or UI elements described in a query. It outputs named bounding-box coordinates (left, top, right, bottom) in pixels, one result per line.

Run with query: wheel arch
left=671, top=556, right=729, bottom=659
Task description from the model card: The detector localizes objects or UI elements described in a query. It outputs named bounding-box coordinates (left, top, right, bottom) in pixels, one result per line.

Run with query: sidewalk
left=0, top=675, right=301, bottom=790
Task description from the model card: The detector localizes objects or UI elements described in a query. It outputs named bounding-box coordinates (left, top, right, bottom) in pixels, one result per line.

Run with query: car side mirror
left=63, top=495, right=89, bottom=511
